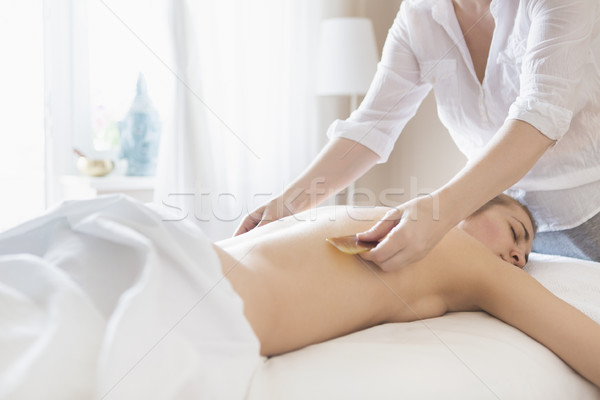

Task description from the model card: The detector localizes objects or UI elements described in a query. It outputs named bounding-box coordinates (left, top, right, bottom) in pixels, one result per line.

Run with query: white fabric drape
left=0, top=195, right=261, bottom=399
left=156, top=0, right=321, bottom=240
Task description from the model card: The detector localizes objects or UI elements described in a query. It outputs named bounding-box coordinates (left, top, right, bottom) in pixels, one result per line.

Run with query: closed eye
left=510, top=226, right=517, bottom=243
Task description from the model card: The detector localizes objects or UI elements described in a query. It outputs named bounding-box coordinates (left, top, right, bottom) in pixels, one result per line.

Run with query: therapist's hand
left=233, top=197, right=294, bottom=236
left=357, top=195, right=452, bottom=271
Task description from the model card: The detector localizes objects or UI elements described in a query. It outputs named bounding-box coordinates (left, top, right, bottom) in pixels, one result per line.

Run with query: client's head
left=458, top=194, right=537, bottom=268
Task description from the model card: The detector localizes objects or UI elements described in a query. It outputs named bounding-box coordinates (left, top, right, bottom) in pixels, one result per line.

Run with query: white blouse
left=327, top=0, right=600, bottom=232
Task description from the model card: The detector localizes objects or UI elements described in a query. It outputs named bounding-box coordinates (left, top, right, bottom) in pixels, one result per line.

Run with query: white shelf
left=60, top=175, right=156, bottom=203
left=61, top=175, right=155, bottom=190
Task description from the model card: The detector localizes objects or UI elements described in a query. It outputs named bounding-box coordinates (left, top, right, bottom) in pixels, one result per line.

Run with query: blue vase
left=119, top=73, right=161, bottom=176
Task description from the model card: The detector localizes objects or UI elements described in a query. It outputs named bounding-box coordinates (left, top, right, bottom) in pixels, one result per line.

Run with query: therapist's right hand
left=233, top=197, right=293, bottom=236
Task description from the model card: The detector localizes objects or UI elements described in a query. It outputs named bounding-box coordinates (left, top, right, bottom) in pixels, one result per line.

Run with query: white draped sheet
left=0, top=195, right=261, bottom=400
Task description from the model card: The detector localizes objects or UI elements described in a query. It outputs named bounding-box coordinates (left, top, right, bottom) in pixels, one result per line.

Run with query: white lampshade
left=316, top=18, right=379, bottom=96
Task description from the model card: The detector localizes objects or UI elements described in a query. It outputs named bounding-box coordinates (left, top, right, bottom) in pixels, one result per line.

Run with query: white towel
left=0, top=195, right=261, bottom=400
left=525, top=253, right=600, bottom=324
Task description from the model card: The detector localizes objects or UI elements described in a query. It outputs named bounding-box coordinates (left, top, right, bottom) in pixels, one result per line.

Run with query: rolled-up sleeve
left=507, top=0, right=596, bottom=141
left=326, top=4, right=431, bottom=163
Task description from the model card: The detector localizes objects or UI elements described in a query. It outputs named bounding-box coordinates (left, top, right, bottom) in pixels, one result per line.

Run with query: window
left=44, top=0, right=173, bottom=205
left=88, top=0, right=172, bottom=153
left=0, top=0, right=45, bottom=231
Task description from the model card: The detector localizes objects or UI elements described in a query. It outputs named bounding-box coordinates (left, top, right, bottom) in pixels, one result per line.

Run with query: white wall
left=316, top=0, right=467, bottom=206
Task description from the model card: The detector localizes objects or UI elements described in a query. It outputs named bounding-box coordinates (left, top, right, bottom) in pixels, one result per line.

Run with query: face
left=457, top=202, right=534, bottom=268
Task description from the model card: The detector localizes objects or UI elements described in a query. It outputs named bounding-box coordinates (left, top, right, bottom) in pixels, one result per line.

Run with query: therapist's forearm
left=436, top=119, right=554, bottom=227
left=280, top=138, right=379, bottom=213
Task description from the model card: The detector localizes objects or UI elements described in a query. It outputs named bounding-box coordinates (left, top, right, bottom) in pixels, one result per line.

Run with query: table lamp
left=317, top=17, right=378, bottom=205
left=316, top=17, right=379, bottom=113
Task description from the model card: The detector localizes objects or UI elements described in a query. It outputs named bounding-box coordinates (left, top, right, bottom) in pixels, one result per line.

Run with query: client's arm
left=474, top=251, right=600, bottom=387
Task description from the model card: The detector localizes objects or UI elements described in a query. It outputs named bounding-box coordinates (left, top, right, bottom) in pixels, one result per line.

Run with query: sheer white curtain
left=156, top=0, right=321, bottom=240
left=0, top=0, right=45, bottom=231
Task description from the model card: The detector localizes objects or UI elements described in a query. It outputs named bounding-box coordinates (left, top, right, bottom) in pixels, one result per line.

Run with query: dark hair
left=472, top=194, right=538, bottom=235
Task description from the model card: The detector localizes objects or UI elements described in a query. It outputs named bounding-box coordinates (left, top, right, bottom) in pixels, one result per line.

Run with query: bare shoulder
left=381, top=228, right=500, bottom=322
left=424, top=228, right=515, bottom=313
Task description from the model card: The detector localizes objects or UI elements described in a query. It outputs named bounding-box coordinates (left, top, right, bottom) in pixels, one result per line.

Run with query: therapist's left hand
left=357, top=195, right=452, bottom=271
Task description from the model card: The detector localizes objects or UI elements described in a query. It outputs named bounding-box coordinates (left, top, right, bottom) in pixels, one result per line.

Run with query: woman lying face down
left=215, top=194, right=535, bottom=355
left=214, top=195, right=600, bottom=387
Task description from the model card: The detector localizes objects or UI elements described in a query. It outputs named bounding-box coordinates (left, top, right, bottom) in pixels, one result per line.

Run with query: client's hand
left=357, top=195, right=452, bottom=271
left=233, top=197, right=294, bottom=236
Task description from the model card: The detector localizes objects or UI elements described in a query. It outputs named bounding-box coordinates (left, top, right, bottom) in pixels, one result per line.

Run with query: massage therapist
left=235, top=0, right=600, bottom=269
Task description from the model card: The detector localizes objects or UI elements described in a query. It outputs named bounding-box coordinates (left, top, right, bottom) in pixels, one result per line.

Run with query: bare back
left=215, top=206, right=483, bottom=356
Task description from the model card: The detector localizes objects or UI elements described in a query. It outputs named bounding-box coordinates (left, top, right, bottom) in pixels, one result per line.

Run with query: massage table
left=249, top=253, right=600, bottom=399
left=0, top=195, right=598, bottom=399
